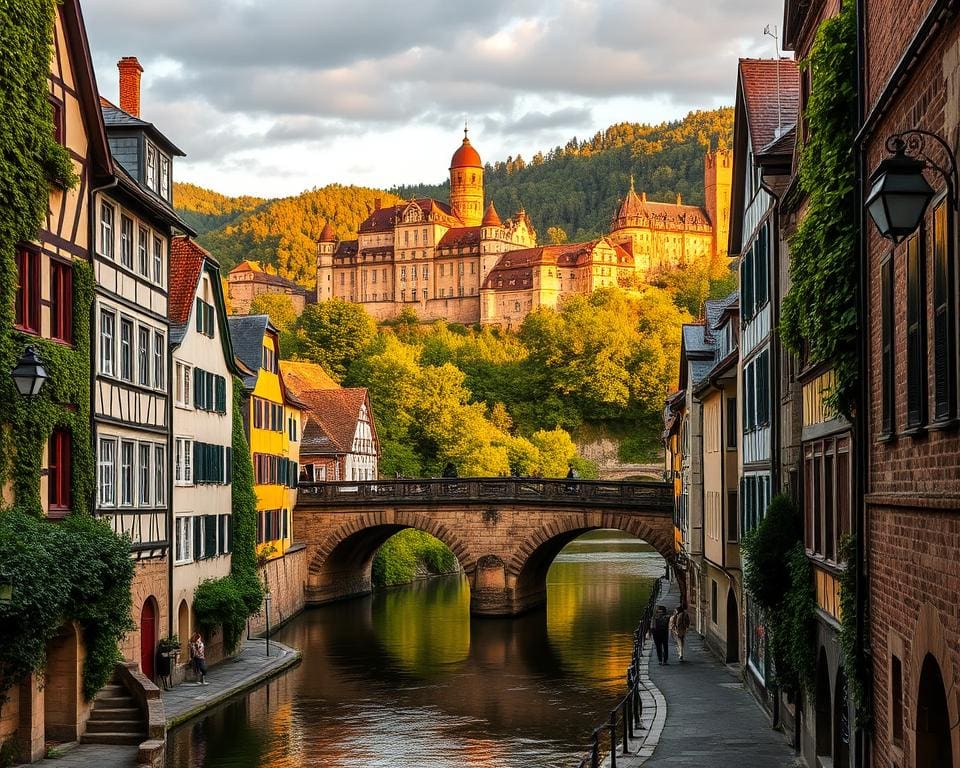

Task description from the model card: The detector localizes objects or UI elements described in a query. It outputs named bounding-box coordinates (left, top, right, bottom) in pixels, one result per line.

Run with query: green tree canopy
left=294, top=298, right=376, bottom=379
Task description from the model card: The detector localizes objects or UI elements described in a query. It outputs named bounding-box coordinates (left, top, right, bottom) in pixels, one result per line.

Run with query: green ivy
left=0, top=510, right=134, bottom=701
left=193, top=379, right=262, bottom=653
left=740, top=495, right=816, bottom=693
left=779, top=2, right=858, bottom=417
left=839, top=534, right=871, bottom=728
left=0, top=0, right=131, bottom=709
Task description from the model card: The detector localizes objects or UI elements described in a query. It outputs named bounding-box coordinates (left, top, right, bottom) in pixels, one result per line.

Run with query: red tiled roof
left=738, top=58, right=800, bottom=155
left=438, top=226, right=481, bottom=249
left=482, top=240, right=615, bottom=288
left=317, top=222, right=336, bottom=242
left=359, top=198, right=460, bottom=233
left=481, top=201, right=502, bottom=227
left=451, top=136, right=482, bottom=168
left=168, top=237, right=207, bottom=326
left=279, top=360, right=339, bottom=395
left=613, top=180, right=710, bottom=229
left=298, top=388, right=374, bottom=455
left=230, top=260, right=262, bottom=274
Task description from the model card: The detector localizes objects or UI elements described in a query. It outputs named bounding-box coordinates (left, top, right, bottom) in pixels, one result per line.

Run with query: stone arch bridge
left=295, top=478, right=676, bottom=616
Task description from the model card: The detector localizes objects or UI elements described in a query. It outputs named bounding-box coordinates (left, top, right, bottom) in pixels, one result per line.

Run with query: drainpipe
left=853, top=0, right=869, bottom=765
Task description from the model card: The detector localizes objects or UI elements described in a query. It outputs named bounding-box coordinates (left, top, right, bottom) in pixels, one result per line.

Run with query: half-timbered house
left=1, top=1, right=114, bottom=760
left=92, top=58, right=193, bottom=681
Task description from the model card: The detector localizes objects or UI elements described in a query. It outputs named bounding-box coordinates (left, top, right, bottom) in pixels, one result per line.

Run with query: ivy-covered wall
left=0, top=0, right=132, bottom=707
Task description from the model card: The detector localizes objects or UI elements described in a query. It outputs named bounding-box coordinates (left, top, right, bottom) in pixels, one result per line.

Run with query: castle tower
left=316, top=221, right=337, bottom=302
left=704, top=148, right=733, bottom=259
left=449, top=125, right=484, bottom=226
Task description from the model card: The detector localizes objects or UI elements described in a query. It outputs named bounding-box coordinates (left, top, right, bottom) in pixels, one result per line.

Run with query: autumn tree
left=547, top=226, right=568, bottom=245
left=249, top=293, right=298, bottom=333
left=295, top=299, right=376, bottom=379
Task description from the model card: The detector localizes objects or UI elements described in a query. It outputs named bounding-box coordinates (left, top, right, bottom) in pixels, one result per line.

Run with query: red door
left=140, top=599, right=156, bottom=680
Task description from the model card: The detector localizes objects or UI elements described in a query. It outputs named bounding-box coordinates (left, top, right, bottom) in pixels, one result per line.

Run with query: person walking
left=650, top=605, right=670, bottom=665
left=670, top=605, right=690, bottom=662
left=190, top=632, right=209, bottom=685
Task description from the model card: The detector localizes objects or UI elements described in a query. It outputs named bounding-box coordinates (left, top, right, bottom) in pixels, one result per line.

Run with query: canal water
left=167, top=530, right=664, bottom=768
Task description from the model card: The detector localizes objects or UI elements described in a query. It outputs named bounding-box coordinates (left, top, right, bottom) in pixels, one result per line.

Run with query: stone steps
left=82, top=673, right=147, bottom=747
left=81, top=730, right=147, bottom=746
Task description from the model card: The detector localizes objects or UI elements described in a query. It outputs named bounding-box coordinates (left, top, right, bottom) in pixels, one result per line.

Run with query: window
left=138, top=326, right=151, bottom=386
left=146, top=144, right=157, bottom=191
left=175, top=361, right=192, bottom=407
left=221, top=515, right=232, bottom=555
left=153, top=331, right=164, bottom=389
left=98, top=438, right=116, bottom=507
left=119, top=441, right=134, bottom=506
left=726, top=397, right=737, bottom=449
left=99, top=202, right=114, bottom=258
left=120, top=215, right=134, bottom=268
left=119, top=319, right=133, bottom=381
left=194, top=515, right=218, bottom=560
left=160, top=156, right=170, bottom=199
left=193, top=442, right=227, bottom=485
left=153, top=236, right=163, bottom=284
left=138, top=226, right=149, bottom=276
left=175, top=516, right=193, bottom=564
left=138, top=443, right=151, bottom=506
left=154, top=445, right=165, bottom=506
left=803, top=436, right=851, bottom=561
left=175, top=437, right=193, bottom=485
left=50, top=260, right=72, bottom=343
left=15, top=247, right=40, bottom=333
left=905, top=232, right=926, bottom=428
left=891, top=655, right=904, bottom=746
left=261, top=346, right=276, bottom=373
left=726, top=489, right=739, bottom=543
left=100, top=309, right=115, bottom=376
left=881, top=256, right=895, bottom=434
left=195, top=298, right=215, bottom=336
left=48, top=428, right=71, bottom=514
left=932, top=199, right=955, bottom=422
left=49, top=96, right=64, bottom=145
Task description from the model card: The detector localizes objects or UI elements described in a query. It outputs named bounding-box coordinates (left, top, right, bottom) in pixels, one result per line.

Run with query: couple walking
left=649, top=604, right=689, bottom=665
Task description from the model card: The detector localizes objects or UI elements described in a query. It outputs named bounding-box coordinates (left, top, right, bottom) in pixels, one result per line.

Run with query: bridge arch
left=306, top=510, right=476, bottom=605
left=495, top=512, right=677, bottom=616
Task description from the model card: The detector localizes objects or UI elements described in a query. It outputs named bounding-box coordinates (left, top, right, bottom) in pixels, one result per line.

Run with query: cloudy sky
left=83, top=0, right=784, bottom=198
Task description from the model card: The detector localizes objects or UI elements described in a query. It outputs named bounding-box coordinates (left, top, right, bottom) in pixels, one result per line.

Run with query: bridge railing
left=297, top=478, right=671, bottom=509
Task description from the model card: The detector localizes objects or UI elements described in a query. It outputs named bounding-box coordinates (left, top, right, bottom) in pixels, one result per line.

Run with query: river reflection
left=168, top=530, right=663, bottom=768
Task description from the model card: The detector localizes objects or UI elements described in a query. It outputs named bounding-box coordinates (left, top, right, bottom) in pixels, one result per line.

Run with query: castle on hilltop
left=316, top=129, right=732, bottom=326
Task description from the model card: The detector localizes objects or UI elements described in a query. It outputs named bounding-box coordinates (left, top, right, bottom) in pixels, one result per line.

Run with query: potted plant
left=156, top=635, right=180, bottom=687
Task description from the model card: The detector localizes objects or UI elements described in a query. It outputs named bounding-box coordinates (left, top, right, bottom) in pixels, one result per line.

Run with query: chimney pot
left=374, top=198, right=381, bottom=210
left=117, top=56, right=143, bottom=118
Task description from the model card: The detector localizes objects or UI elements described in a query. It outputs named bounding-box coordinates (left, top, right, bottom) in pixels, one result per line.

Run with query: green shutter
left=225, top=446, right=232, bottom=484
left=193, top=367, right=201, bottom=408
left=205, top=515, right=217, bottom=556
left=196, top=298, right=202, bottom=332
left=193, top=516, right=202, bottom=559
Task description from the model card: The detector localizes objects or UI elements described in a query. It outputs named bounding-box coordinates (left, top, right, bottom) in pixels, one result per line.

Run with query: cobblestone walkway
left=640, top=578, right=802, bottom=767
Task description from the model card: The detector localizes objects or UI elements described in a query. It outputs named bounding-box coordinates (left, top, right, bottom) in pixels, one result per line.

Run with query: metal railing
left=576, top=577, right=663, bottom=768
left=297, top=478, right=672, bottom=511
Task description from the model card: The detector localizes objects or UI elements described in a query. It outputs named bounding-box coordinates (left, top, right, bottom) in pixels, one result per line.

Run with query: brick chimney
left=374, top=198, right=381, bottom=211
left=117, top=57, right=143, bottom=117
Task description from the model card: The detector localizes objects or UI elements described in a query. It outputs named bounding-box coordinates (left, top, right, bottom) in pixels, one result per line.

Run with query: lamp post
left=264, top=591, right=272, bottom=657
left=866, top=129, right=958, bottom=242
left=11, top=346, right=49, bottom=398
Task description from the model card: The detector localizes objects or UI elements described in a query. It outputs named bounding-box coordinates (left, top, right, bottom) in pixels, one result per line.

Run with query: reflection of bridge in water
left=295, top=478, right=676, bottom=616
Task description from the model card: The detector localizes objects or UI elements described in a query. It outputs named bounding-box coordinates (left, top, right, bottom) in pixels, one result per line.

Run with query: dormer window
left=160, top=156, right=170, bottom=199
left=146, top=144, right=157, bottom=190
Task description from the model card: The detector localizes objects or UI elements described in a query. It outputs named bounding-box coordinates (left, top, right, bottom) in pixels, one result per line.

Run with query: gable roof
left=227, top=315, right=270, bottom=390
left=359, top=198, right=461, bottom=233
left=737, top=59, right=800, bottom=156
left=481, top=238, right=633, bottom=289
left=99, top=96, right=185, bottom=157
left=168, top=238, right=242, bottom=374
left=59, top=0, right=112, bottom=183
left=279, top=360, right=340, bottom=395
left=298, top=388, right=378, bottom=457
left=438, top=227, right=481, bottom=249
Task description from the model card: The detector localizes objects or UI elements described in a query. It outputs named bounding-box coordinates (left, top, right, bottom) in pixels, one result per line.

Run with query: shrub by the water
left=372, top=530, right=459, bottom=587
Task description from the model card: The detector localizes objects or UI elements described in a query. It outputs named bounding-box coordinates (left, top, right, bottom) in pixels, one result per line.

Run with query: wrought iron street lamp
left=866, top=130, right=957, bottom=243
left=11, top=346, right=49, bottom=398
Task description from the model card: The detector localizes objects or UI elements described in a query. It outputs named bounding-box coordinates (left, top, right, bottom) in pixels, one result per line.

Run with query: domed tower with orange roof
left=450, top=125, right=484, bottom=226
left=316, top=221, right=337, bottom=302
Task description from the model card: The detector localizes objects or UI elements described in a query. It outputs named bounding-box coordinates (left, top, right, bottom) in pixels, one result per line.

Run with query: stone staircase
left=81, top=676, right=148, bottom=746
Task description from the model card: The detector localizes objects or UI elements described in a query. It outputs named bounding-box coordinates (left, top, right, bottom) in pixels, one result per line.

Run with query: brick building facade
left=861, top=3, right=960, bottom=767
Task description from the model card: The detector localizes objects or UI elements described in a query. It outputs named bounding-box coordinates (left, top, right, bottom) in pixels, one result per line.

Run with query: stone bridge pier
left=295, top=479, right=680, bottom=617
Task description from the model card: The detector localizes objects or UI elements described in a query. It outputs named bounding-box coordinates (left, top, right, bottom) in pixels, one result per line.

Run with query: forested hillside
left=173, top=108, right=732, bottom=286
left=393, top=108, right=733, bottom=242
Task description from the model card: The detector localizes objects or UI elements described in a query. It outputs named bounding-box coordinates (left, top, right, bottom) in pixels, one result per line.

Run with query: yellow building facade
left=227, top=315, right=301, bottom=560
left=317, top=132, right=732, bottom=326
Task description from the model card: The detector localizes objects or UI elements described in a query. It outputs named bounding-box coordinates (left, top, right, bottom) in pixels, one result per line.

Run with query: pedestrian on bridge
left=650, top=605, right=670, bottom=665
left=670, top=605, right=690, bottom=662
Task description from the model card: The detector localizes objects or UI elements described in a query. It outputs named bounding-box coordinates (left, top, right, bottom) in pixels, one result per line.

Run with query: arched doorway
left=140, top=598, right=157, bottom=680
left=725, top=588, right=739, bottom=663
left=916, top=653, right=952, bottom=768
left=177, top=600, right=191, bottom=657
left=44, top=623, right=80, bottom=742
left=815, top=648, right=832, bottom=760
left=834, top=667, right=850, bottom=768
